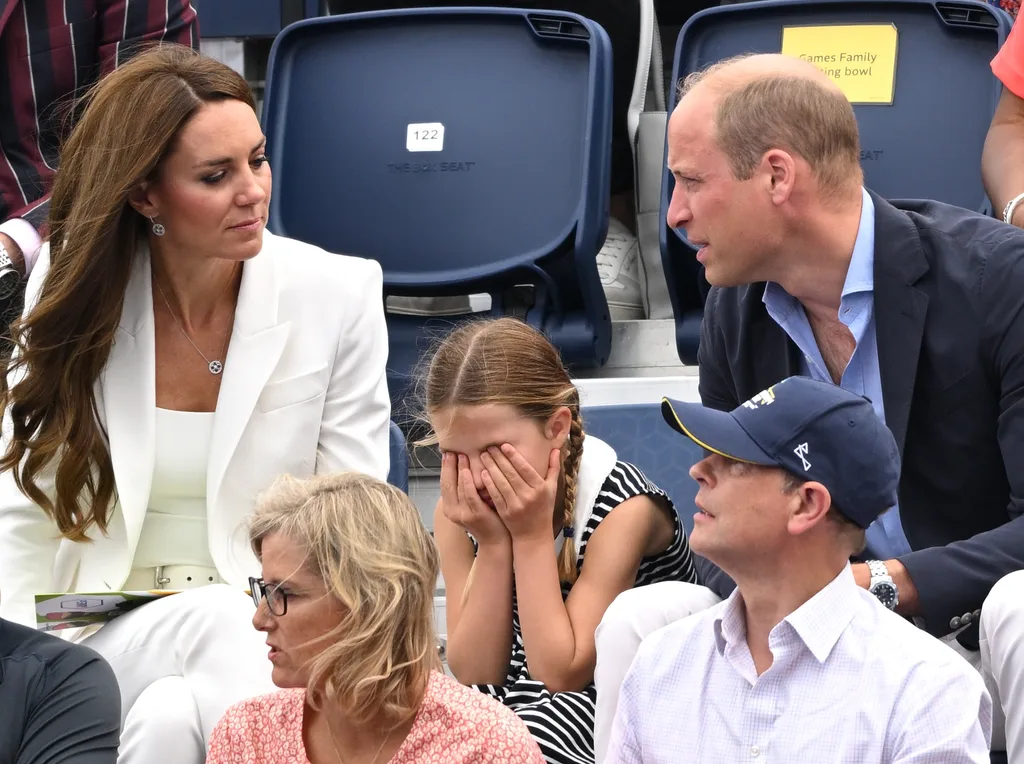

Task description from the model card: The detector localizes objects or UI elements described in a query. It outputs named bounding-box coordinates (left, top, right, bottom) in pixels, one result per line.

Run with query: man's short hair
left=780, top=471, right=867, bottom=555
left=680, top=55, right=862, bottom=196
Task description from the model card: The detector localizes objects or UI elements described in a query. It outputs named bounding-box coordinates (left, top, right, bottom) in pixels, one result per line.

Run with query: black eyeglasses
left=249, top=577, right=288, bottom=616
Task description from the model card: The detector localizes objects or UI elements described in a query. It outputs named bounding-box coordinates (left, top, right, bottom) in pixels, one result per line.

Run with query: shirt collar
left=713, top=564, right=861, bottom=663
left=763, top=186, right=875, bottom=307
left=842, top=187, right=875, bottom=298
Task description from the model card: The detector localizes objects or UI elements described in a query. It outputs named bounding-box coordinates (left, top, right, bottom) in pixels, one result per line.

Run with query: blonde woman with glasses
left=207, top=472, right=544, bottom=764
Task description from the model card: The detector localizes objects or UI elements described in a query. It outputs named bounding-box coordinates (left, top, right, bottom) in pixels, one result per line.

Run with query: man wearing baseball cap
left=604, top=377, right=991, bottom=763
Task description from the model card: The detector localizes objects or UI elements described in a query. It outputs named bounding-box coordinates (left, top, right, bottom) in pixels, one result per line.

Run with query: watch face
left=871, top=583, right=898, bottom=610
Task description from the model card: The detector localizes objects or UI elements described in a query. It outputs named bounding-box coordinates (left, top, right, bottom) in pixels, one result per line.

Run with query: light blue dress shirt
left=761, top=188, right=911, bottom=560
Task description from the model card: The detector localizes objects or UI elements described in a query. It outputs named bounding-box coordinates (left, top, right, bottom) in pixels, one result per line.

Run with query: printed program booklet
left=34, top=591, right=180, bottom=631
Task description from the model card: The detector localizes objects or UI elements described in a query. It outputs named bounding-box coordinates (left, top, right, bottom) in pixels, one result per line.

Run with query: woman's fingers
left=458, top=455, right=488, bottom=511
left=482, top=450, right=518, bottom=507
left=480, top=468, right=507, bottom=513
left=440, top=452, right=458, bottom=504
left=500, top=444, right=546, bottom=488
left=487, top=446, right=531, bottom=491
left=545, top=447, right=562, bottom=487
left=454, top=454, right=468, bottom=508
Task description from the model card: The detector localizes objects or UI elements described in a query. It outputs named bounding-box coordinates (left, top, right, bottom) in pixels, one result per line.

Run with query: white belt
left=124, top=565, right=222, bottom=591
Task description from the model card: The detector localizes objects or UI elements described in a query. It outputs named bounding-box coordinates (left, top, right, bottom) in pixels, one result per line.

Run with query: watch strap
left=867, top=559, right=890, bottom=581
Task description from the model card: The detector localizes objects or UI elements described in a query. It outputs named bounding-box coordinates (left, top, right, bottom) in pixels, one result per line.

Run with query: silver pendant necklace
left=154, top=278, right=228, bottom=375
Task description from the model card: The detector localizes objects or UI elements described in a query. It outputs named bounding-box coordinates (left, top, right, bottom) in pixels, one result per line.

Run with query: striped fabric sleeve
left=96, top=0, right=199, bottom=76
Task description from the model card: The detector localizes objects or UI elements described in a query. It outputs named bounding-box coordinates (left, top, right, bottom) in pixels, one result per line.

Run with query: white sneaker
left=597, top=217, right=645, bottom=320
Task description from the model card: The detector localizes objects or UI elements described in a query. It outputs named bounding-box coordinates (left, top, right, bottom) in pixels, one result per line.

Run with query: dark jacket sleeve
left=5, top=196, right=49, bottom=230
left=899, top=230, right=1024, bottom=636
left=16, top=645, right=121, bottom=764
left=693, top=289, right=739, bottom=599
left=696, top=288, right=741, bottom=414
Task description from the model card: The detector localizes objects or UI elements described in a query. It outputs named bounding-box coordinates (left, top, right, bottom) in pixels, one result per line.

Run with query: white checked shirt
left=606, top=565, right=992, bottom=763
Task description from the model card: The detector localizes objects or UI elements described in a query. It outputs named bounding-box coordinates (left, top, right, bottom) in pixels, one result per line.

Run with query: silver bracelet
left=1002, top=191, right=1024, bottom=225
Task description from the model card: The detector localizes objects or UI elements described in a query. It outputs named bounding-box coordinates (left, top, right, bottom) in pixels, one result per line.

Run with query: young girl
left=425, top=318, right=698, bottom=764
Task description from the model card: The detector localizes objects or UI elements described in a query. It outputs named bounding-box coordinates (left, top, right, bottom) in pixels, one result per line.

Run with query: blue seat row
left=261, top=8, right=614, bottom=411
left=249, top=1, right=1009, bottom=379
left=192, top=0, right=322, bottom=38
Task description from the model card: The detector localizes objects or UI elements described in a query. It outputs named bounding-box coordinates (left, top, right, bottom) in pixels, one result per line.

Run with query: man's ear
left=127, top=182, right=159, bottom=219
left=786, top=480, right=832, bottom=536
left=763, top=148, right=797, bottom=206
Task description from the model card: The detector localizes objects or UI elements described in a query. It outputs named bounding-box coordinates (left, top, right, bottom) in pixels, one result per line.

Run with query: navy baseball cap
left=661, top=376, right=900, bottom=528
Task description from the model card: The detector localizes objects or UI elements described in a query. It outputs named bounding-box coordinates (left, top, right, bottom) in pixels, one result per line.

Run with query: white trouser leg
left=593, top=582, right=722, bottom=764
left=980, top=570, right=1024, bottom=758
left=118, top=676, right=204, bottom=762
left=83, top=584, right=275, bottom=764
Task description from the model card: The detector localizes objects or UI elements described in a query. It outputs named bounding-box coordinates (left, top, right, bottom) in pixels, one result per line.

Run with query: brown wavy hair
left=0, top=45, right=255, bottom=542
left=422, top=318, right=585, bottom=584
left=250, top=472, right=441, bottom=725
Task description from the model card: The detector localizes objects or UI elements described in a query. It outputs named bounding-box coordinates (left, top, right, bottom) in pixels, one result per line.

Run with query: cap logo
left=794, top=442, right=811, bottom=471
left=741, top=386, right=777, bottom=411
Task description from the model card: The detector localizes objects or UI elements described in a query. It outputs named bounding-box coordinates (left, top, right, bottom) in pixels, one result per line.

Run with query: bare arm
left=983, top=87, right=1024, bottom=225
left=510, top=496, right=672, bottom=693
left=434, top=455, right=515, bottom=685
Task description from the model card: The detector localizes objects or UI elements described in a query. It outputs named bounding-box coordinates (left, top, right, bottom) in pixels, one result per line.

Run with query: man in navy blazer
left=592, top=52, right=1024, bottom=763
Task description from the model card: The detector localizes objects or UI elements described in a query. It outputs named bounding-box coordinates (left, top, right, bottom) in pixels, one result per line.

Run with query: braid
left=556, top=407, right=585, bottom=584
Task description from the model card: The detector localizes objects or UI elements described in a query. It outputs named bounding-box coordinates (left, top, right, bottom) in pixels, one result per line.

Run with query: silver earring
left=150, top=216, right=165, bottom=237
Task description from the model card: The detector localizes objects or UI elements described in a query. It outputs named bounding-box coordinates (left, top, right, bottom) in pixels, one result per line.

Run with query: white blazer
left=0, top=230, right=391, bottom=628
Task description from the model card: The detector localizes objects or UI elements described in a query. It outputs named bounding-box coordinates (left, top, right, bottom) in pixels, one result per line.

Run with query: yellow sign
left=781, top=24, right=898, bottom=105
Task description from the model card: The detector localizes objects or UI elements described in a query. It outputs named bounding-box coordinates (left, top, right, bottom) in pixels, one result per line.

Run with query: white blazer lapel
left=207, top=245, right=289, bottom=508
left=99, top=249, right=156, bottom=549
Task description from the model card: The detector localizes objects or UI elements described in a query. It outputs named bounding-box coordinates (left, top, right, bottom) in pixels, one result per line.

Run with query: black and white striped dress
left=473, top=460, right=697, bottom=764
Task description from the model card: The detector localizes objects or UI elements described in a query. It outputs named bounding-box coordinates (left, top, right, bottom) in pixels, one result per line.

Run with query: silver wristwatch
left=867, top=559, right=899, bottom=611
left=0, top=238, right=22, bottom=299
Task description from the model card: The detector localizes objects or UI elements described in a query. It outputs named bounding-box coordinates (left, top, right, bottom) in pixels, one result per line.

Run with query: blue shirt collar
left=842, top=187, right=874, bottom=298
left=763, top=187, right=875, bottom=307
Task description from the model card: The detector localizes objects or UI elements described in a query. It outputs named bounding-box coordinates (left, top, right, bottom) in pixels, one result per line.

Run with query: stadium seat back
left=262, top=8, right=615, bottom=413
left=193, top=0, right=319, bottom=38
left=582, top=402, right=702, bottom=535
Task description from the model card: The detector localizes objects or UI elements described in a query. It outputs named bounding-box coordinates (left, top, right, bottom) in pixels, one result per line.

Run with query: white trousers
left=593, top=572, right=1024, bottom=764
left=82, top=584, right=276, bottom=764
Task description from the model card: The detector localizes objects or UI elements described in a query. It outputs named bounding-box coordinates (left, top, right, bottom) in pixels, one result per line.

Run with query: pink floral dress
left=207, top=671, right=546, bottom=764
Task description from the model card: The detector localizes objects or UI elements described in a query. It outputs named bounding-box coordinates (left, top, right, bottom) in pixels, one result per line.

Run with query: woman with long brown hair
left=0, top=44, right=391, bottom=762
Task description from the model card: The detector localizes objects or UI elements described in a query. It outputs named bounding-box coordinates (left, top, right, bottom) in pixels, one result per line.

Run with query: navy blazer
left=696, top=191, right=1024, bottom=642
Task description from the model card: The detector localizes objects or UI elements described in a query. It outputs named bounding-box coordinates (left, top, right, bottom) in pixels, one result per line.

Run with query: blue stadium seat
left=582, top=403, right=702, bottom=535
left=261, top=8, right=614, bottom=413
left=659, top=0, right=1013, bottom=364
left=388, top=420, right=409, bottom=493
left=193, top=0, right=320, bottom=38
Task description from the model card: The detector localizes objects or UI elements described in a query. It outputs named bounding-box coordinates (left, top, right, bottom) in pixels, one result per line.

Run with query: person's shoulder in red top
left=207, top=673, right=545, bottom=764
left=207, top=687, right=307, bottom=764
left=994, top=14, right=1024, bottom=97
left=402, top=671, right=544, bottom=764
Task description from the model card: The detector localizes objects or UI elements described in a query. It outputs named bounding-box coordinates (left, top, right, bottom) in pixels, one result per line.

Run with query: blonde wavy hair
left=249, top=472, right=441, bottom=724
